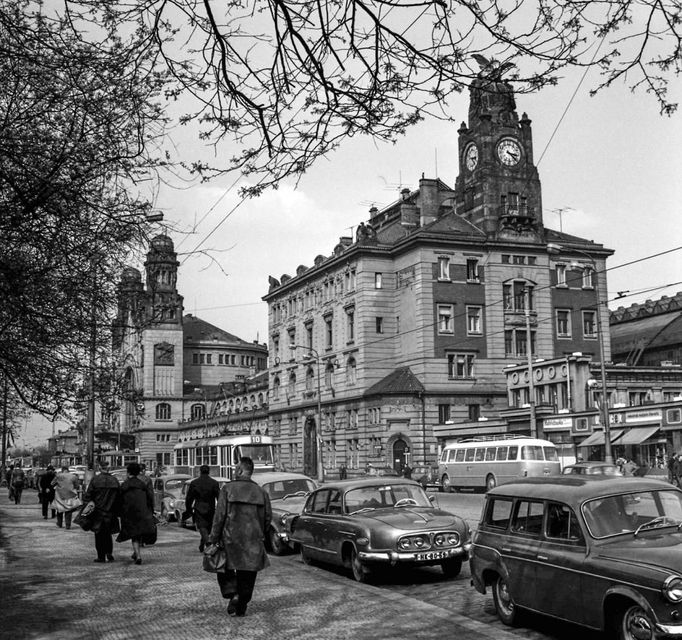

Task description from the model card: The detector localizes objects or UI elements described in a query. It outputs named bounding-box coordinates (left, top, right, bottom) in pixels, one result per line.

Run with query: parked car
left=562, top=461, right=622, bottom=476
left=471, top=476, right=682, bottom=638
left=252, top=472, right=317, bottom=555
left=364, top=465, right=401, bottom=477
left=152, top=474, right=192, bottom=521
left=411, top=465, right=440, bottom=489
left=289, top=477, right=471, bottom=582
left=173, top=476, right=231, bottom=527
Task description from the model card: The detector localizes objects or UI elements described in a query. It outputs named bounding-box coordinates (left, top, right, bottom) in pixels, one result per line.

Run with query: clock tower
left=454, top=66, right=543, bottom=240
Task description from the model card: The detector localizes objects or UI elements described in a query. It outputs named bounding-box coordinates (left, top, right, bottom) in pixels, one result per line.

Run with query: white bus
left=438, top=435, right=561, bottom=492
left=173, top=433, right=275, bottom=479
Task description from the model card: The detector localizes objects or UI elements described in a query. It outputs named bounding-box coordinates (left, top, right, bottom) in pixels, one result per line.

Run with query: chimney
left=419, top=176, right=440, bottom=227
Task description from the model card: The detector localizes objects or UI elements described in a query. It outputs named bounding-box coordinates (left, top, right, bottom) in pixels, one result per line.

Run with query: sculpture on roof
left=469, top=55, right=517, bottom=125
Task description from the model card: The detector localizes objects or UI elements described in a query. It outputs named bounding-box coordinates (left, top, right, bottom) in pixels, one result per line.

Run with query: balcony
left=499, top=203, right=538, bottom=233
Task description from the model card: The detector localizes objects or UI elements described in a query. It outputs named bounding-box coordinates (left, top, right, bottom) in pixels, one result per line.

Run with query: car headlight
left=663, top=576, right=682, bottom=603
left=413, top=536, right=426, bottom=548
left=434, top=534, right=445, bottom=546
left=399, top=538, right=412, bottom=550
left=447, top=533, right=460, bottom=546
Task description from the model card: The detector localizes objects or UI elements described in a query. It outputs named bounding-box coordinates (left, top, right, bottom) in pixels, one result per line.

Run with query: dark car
left=252, top=472, right=317, bottom=555
left=152, top=474, right=192, bottom=521
left=289, top=477, right=471, bottom=582
left=562, top=462, right=622, bottom=476
left=471, top=476, right=682, bottom=638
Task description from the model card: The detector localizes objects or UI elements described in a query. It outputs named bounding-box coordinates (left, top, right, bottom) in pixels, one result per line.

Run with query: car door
left=504, top=499, right=543, bottom=608
left=534, top=501, right=587, bottom=624
left=296, top=489, right=332, bottom=561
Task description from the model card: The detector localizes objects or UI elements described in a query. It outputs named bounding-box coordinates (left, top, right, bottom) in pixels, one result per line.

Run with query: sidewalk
left=0, top=491, right=514, bottom=640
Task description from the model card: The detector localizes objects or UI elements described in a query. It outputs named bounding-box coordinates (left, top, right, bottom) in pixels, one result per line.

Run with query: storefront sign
left=543, top=417, right=572, bottom=431
left=625, top=409, right=662, bottom=424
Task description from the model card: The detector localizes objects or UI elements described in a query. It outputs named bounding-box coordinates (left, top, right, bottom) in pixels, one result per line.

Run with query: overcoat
left=185, top=474, right=220, bottom=528
left=116, top=476, right=155, bottom=542
left=39, top=469, right=56, bottom=504
left=210, top=477, right=271, bottom=572
left=83, top=471, right=121, bottom=534
left=52, top=471, right=80, bottom=512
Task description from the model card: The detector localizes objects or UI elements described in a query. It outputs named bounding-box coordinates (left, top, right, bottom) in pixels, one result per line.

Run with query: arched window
left=191, top=403, right=205, bottom=420
left=288, top=372, right=296, bottom=397
left=306, top=366, right=315, bottom=392
left=273, top=376, right=280, bottom=400
left=236, top=398, right=242, bottom=412
left=346, top=357, right=357, bottom=385
left=156, top=403, right=171, bottom=421
left=257, top=393, right=264, bottom=406
left=228, top=400, right=234, bottom=413
left=325, top=361, right=335, bottom=388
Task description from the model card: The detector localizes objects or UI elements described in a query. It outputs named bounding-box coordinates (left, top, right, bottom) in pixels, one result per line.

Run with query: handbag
left=73, top=500, right=96, bottom=531
left=141, top=523, right=158, bottom=546
left=202, top=543, right=227, bottom=573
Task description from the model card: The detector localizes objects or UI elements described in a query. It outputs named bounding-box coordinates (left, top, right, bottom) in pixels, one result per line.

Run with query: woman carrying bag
left=116, top=461, right=156, bottom=565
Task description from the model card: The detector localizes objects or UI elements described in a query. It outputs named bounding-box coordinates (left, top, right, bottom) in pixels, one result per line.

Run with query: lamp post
left=548, top=243, right=612, bottom=464
left=194, top=387, right=209, bottom=437
left=524, top=285, right=538, bottom=439
left=290, top=344, right=324, bottom=482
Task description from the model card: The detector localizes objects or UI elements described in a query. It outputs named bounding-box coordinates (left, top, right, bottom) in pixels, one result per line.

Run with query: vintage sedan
left=289, top=477, right=471, bottom=582
left=471, top=476, right=682, bottom=640
left=252, top=471, right=317, bottom=555
left=562, top=461, right=622, bottom=476
left=152, top=473, right=191, bottom=521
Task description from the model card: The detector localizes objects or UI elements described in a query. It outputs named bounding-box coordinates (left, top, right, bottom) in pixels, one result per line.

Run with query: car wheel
left=269, top=527, right=286, bottom=556
left=300, top=545, right=313, bottom=565
left=441, top=557, right=462, bottom=578
left=441, top=474, right=452, bottom=493
left=492, top=575, right=518, bottom=626
left=350, top=547, right=369, bottom=583
left=617, top=603, right=655, bottom=640
left=486, top=474, right=497, bottom=492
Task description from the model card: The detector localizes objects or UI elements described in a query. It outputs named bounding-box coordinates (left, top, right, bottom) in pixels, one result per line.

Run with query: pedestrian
left=403, top=462, right=413, bottom=479
left=207, top=457, right=271, bottom=617
left=339, top=463, right=347, bottom=480
left=82, top=460, right=121, bottom=563
left=139, top=464, right=153, bottom=492
left=116, top=462, right=156, bottom=565
left=10, top=465, right=26, bottom=504
left=52, top=466, right=81, bottom=529
left=39, top=465, right=57, bottom=519
left=183, top=464, right=220, bottom=552
left=622, top=458, right=638, bottom=476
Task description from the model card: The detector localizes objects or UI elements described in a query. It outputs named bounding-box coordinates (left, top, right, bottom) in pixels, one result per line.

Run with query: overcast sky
left=150, top=66, right=681, bottom=346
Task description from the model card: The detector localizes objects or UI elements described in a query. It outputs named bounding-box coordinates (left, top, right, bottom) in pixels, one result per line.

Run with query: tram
left=173, top=433, right=275, bottom=478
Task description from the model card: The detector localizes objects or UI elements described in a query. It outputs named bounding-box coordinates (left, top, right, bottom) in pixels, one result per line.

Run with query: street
left=0, top=488, right=604, bottom=640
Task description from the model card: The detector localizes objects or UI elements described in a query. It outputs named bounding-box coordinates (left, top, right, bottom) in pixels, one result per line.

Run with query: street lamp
left=548, top=243, right=613, bottom=464
left=523, top=285, right=538, bottom=439
left=290, top=344, right=324, bottom=482
left=194, top=387, right=210, bottom=437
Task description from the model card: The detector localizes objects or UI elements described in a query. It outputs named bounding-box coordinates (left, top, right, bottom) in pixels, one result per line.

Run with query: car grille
left=397, top=531, right=460, bottom=551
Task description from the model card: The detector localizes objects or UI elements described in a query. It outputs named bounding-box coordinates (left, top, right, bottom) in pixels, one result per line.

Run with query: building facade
left=112, top=235, right=268, bottom=470
left=263, top=69, right=613, bottom=478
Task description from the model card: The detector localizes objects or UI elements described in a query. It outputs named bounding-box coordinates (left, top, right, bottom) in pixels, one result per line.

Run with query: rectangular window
left=556, top=309, right=571, bottom=337
left=487, top=498, right=513, bottom=529
left=192, top=353, right=199, bottom=365
left=375, top=273, right=383, bottom=289
left=438, top=256, right=450, bottom=280
left=448, top=353, right=475, bottom=378
left=199, top=353, right=206, bottom=364
left=438, top=304, right=454, bottom=334
left=218, top=354, right=224, bottom=364
left=438, top=404, right=451, bottom=423
left=375, top=317, right=384, bottom=334
left=468, top=404, right=481, bottom=421
left=512, top=255, right=525, bottom=265
left=466, top=306, right=482, bottom=335
left=583, top=311, right=597, bottom=338
left=325, top=316, right=333, bottom=348
left=556, top=264, right=566, bottom=286
left=505, top=329, right=536, bottom=357
left=346, top=308, right=355, bottom=343
left=582, top=267, right=594, bottom=289
left=306, top=323, right=313, bottom=350
left=512, top=500, right=544, bottom=536
left=206, top=354, right=212, bottom=364
left=288, top=328, right=296, bottom=359
left=501, top=254, right=510, bottom=264
left=466, top=258, right=480, bottom=282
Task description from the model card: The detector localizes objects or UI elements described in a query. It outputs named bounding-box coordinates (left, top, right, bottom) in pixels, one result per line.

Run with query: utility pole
left=1, top=375, right=8, bottom=473
left=524, top=286, right=538, bottom=439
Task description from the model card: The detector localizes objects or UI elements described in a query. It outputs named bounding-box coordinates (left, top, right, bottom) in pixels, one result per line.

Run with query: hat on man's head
left=99, top=460, right=110, bottom=470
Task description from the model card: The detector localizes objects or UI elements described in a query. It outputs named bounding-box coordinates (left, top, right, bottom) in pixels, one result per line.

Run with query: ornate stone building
left=112, top=235, right=268, bottom=470
left=264, top=69, right=613, bottom=477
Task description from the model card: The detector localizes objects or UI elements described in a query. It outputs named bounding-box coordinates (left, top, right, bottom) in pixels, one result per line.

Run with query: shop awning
left=578, top=429, right=624, bottom=447
left=618, top=425, right=660, bottom=445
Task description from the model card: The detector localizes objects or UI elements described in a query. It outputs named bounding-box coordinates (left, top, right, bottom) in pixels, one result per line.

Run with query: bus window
left=521, top=445, right=543, bottom=460
left=440, top=450, right=449, bottom=463
left=543, top=446, right=559, bottom=461
left=496, top=447, right=508, bottom=461
left=508, top=446, right=519, bottom=460
left=473, top=448, right=484, bottom=462
left=465, top=449, right=476, bottom=462
left=485, top=448, right=496, bottom=461
left=455, top=449, right=465, bottom=462
left=448, top=449, right=458, bottom=463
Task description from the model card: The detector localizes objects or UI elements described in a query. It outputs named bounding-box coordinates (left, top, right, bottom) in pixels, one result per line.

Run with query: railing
left=500, top=204, right=534, bottom=218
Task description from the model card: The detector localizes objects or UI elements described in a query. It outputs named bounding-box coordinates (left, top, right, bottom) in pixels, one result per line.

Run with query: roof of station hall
left=183, top=314, right=266, bottom=350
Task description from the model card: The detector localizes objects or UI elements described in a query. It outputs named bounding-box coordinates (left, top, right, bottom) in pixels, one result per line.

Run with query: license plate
left=413, top=550, right=454, bottom=561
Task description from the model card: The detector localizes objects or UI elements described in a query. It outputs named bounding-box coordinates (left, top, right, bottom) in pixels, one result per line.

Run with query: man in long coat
left=82, top=460, right=120, bottom=563
left=208, top=457, right=271, bottom=617
left=183, top=464, right=220, bottom=552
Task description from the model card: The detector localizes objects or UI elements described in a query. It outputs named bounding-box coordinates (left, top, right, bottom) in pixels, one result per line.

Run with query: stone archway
left=392, top=438, right=409, bottom=474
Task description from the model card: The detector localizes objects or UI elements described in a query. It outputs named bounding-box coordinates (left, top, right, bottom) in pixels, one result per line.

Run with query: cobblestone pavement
left=0, top=489, right=598, bottom=640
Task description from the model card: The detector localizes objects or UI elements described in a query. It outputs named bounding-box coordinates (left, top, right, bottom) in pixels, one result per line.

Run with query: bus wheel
left=441, top=474, right=452, bottom=493
left=486, top=474, right=497, bottom=492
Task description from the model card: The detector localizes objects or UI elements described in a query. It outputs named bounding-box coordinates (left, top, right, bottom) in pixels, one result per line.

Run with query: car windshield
left=344, top=484, right=431, bottom=513
left=165, top=480, right=185, bottom=493
left=262, top=478, right=315, bottom=499
left=583, top=489, right=682, bottom=538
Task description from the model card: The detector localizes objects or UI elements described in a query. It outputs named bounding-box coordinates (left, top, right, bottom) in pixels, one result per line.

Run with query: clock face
left=464, top=143, right=478, bottom=171
left=497, top=138, right=522, bottom=166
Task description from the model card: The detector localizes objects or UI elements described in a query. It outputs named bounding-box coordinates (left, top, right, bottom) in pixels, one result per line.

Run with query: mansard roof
left=183, top=314, right=262, bottom=349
